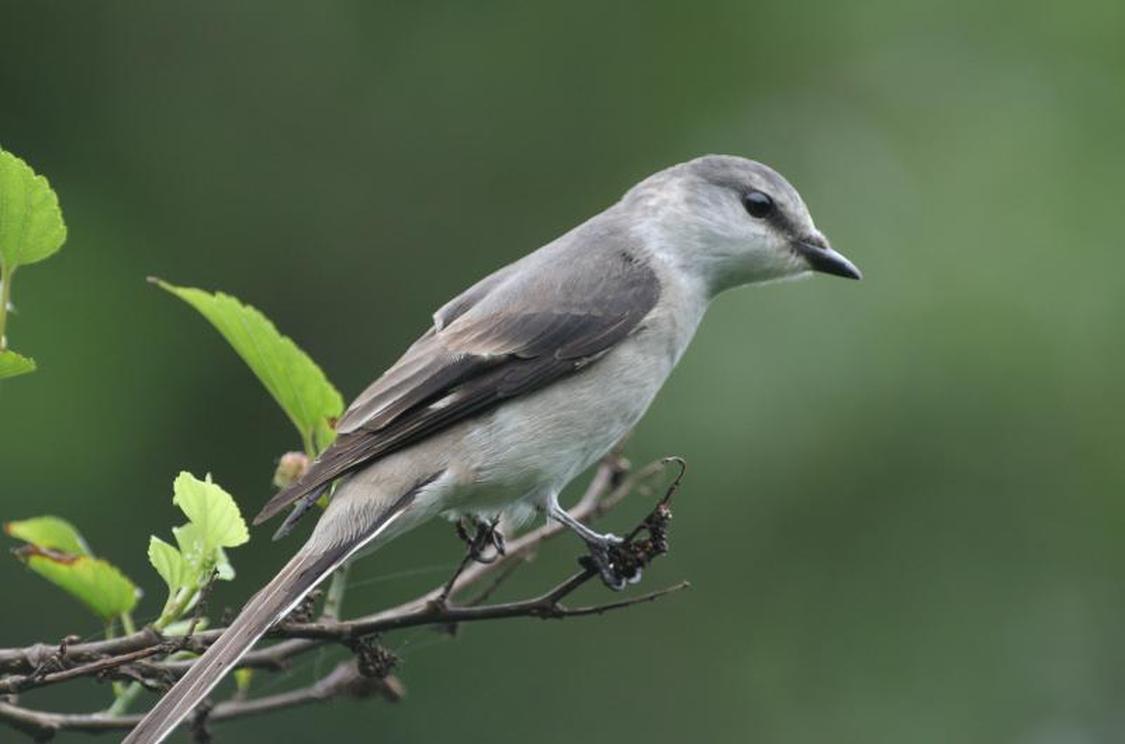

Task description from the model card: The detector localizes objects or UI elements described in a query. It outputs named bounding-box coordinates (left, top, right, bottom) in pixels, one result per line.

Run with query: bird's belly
left=452, top=332, right=676, bottom=512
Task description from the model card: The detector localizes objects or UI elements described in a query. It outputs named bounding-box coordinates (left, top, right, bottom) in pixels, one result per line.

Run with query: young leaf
left=172, top=472, right=249, bottom=554
left=167, top=524, right=237, bottom=584
left=0, top=148, right=68, bottom=271
left=5, top=516, right=90, bottom=556
left=171, top=522, right=205, bottom=575
left=0, top=349, right=36, bottom=380
left=7, top=516, right=138, bottom=621
left=151, top=279, right=343, bottom=452
left=147, top=536, right=186, bottom=592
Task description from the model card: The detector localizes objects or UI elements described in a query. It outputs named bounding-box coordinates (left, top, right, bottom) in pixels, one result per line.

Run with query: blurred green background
left=2, top=1, right=1124, bottom=742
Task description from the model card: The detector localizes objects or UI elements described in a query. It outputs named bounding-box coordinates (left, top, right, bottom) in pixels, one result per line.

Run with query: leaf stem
left=155, top=582, right=200, bottom=632
left=104, top=621, right=128, bottom=702
left=106, top=681, right=143, bottom=716
left=322, top=562, right=350, bottom=621
left=0, top=264, right=13, bottom=350
left=120, top=612, right=137, bottom=636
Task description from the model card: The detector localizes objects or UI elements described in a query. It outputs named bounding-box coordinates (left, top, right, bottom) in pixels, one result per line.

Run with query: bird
left=123, top=154, right=861, bottom=743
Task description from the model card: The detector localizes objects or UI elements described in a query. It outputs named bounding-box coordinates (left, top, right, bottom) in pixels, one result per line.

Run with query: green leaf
left=172, top=472, right=249, bottom=554
left=7, top=516, right=138, bottom=621
left=5, top=516, right=90, bottom=555
left=20, top=553, right=139, bottom=620
left=147, top=536, right=186, bottom=592
left=0, top=349, right=36, bottom=379
left=152, top=279, right=343, bottom=452
left=0, top=148, right=67, bottom=270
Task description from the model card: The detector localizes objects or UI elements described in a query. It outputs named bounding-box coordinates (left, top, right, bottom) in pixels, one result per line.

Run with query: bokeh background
left=2, top=2, right=1124, bottom=742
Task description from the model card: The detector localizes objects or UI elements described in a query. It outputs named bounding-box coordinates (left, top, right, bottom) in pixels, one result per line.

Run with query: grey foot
left=581, top=534, right=633, bottom=591
left=547, top=500, right=642, bottom=590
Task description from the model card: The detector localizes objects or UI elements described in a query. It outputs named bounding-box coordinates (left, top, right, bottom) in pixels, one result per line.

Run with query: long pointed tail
left=123, top=477, right=429, bottom=744
left=122, top=544, right=342, bottom=744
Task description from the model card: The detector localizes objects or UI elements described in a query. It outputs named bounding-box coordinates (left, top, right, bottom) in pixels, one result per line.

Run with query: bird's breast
left=458, top=299, right=702, bottom=506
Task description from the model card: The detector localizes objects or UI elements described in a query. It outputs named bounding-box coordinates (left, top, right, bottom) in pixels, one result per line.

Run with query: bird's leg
left=437, top=515, right=506, bottom=608
left=547, top=495, right=632, bottom=591
left=455, top=515, right=505, bottom=565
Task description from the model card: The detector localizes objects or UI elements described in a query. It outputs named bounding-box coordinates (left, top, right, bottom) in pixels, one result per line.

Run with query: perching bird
left=124, top=154, right=860, bottom=743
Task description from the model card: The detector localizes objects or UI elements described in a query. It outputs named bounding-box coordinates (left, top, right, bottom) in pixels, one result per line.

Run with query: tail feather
left=123, top=478, right=429, bottom=744
left=121, top=546, right=342, bottom=744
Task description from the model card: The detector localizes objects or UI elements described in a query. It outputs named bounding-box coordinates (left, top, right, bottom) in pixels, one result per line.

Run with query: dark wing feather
left=254, top=240, right=659, bottom=527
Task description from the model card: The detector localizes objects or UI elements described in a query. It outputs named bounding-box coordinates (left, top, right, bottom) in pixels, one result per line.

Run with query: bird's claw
left=456, top=516, right=505, bottom=564
left=580, top=533, right=639, bottom=591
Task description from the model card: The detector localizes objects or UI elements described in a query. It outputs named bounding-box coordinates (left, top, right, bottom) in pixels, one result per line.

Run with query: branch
left=0, top=660, right=400, bottom=740
left=0, top=454, right=688, bottom=740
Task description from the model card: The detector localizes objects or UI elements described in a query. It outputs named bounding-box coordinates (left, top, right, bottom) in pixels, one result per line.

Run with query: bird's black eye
left=741, top=190, right=774, bottom=219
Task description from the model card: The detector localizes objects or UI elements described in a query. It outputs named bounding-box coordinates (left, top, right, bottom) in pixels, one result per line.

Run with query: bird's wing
left=254, top=240, right=660, bottom=527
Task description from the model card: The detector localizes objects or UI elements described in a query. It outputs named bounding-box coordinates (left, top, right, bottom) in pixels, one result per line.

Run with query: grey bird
left=123, top=154, right=861, bottom=743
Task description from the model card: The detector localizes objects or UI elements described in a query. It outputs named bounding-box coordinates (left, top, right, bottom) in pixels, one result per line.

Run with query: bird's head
left=624, top=154, right=861, bottom=293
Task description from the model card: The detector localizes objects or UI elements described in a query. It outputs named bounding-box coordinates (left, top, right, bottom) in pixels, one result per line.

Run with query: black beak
left=793, top=239, right=862, bottom=280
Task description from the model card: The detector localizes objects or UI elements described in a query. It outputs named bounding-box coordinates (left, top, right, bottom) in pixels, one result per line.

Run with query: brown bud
left=272, top=451, right=310, bottom=489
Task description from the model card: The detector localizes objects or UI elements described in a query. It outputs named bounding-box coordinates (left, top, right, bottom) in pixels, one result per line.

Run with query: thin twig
left=1, top=644, right=172, bottom=695
left=0, top=660, right=394, bottom=739
left=464, top=557, right=525, bottom=607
